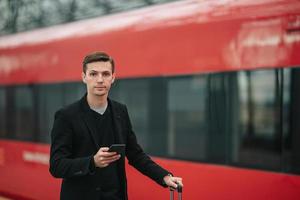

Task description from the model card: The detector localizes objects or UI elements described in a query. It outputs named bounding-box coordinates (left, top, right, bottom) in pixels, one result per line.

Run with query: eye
left=89, top=72, right=97, bottom=76
left=103, top=72, right=111, bottom=77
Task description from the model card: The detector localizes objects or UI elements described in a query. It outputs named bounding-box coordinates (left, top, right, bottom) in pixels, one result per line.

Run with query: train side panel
left=1, top=140, right=300, bottom=200
left=0, top=0, right=299, bottom=85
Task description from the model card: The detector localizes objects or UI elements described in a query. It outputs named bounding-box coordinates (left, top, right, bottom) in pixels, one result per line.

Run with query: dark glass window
left=0, top=87, right=5, bottom=138
left=36, top=84, right=64, bottom=143
left=167, top=76, right=207, bottom=160
left=110, top=79, right=151, bottom=150
left=1, top=67, right=300, bottom=175
left=286, top=67, right=300, bottom=174
left=13, top=85, right=35, bottom=141
left=62, top=82, right=86, bottom=106
left=36, top=82, right=85, bottom=143
left=205, top=73, right=239, bottom=164
left=236, top=70, right=282, bottom=170
left=108, top=68, right=300, bottom=174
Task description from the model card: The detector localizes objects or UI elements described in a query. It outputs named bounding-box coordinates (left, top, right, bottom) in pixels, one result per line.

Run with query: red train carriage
left=0, top=0, right=300, bottom=199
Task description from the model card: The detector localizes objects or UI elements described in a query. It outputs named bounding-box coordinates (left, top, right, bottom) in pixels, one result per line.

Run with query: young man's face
left=82, top=61, right=115, bottom=97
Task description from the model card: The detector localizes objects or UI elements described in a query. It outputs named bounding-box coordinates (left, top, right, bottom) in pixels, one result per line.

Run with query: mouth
left=94, top=86, right=106, bottom=89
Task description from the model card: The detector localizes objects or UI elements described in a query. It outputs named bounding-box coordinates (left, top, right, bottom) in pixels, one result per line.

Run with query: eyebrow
left=88, top=69, right=111, bottom=73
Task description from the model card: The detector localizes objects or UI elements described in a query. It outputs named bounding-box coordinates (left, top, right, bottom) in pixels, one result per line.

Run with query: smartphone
left=108, top=144, right=125, bottom=156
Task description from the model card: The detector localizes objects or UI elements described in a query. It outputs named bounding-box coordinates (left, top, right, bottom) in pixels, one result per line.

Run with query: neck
left=87, top=93, right=108, bottom=108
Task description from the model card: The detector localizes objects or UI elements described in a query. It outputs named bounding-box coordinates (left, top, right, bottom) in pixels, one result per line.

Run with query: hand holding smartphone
left=108, top=144, right=125, bottom=156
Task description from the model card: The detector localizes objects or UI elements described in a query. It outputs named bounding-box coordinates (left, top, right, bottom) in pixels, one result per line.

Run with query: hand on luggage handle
left=170, top=184, right=183, bottom=200
left=169, top=183, right=183, bottom=192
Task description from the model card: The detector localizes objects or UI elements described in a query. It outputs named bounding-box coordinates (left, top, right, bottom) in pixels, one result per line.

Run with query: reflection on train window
left=1, top=67, right=300, bottom=175
left=205, top=72, right=239, bottom=164
left=237, top=70, right=283, bottom=170
left=167, top=76, right=207, bottom=160
left=36, top=84, right=64, bottom=143
left=0, top=88, right=5, bottom=138
left=287, top=68, right=300, bottom=174
left=62, top=83, right=86, bottom=106
left=36, top=82, right=85, bottom=143
left=14, top=86, right=35, bottom=141
left=110, top=79, right=150, bottom=150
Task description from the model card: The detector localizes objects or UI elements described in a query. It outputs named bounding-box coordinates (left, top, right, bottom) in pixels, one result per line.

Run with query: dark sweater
left=91, top=104, right=122, bottom=200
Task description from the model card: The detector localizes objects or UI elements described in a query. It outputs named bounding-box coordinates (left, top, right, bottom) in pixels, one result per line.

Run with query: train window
left=36, top=84, right=64, bottom=143
left=146, top=78, right=168, bottom=155
left=205, top=72, right=240, bottom=164
left=13, top=85, right=35, bottom=141
left=0, top=87, right=5, bottom=138
left=62, top=82, right=86, bottom=106
left=287, top=67, right=300, bottom=174
left=236, top=70, right=282, bottom=170
left=110, top=78, right=151, bottom=150
left=1, top=66, right=299, bottom=175
left=38, top=84, right=64, bottom=142
left=36, top=82, right=85, bottom=143
left=110, top=78, right=171, bottom=156
left=167, top=76, right=207, bottom=160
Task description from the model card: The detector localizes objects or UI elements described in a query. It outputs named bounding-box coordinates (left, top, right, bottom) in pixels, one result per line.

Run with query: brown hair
left=82, top=51, right=115, bottom=73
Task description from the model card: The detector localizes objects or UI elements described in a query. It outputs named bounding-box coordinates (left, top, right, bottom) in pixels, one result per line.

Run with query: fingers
left=165, top=176, right=183, bottom=189
left=173, top=177, right=183, bottom=187
left=94, top=147, right=121, bottom=168
left=99, top=147, right=109, bottom=152
left=98, top=147, right=114, bottom=155
left=94, top=154, right=120, bottom=168
left=101, top=151, right=117, bottom=157
left=169, top=182, right=178, bottom=189
left=98, top=147, right=117, bottom=157
left=101, top=154, right=120, bottom=163
left=99, top=154, right=120, bottom=166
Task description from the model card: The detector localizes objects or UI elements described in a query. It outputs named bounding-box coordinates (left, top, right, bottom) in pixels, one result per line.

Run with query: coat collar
left=79, top=94, right=125, bottom=149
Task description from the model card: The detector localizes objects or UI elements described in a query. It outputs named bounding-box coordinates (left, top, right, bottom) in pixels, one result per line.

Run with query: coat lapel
left=79, top=96, right=125, bottom=149
left=109, top=99, right=127, bottom=196
left=80, top=95, right=101, bottom=149
left=109, top=99, right=125, bottom=144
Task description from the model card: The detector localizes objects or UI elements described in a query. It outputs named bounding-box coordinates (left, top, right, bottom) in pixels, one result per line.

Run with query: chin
left=94, top=92, right=106, bottom=97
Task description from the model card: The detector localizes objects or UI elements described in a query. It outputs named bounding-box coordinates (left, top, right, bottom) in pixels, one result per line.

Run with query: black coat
left=49, top=95, right=170, bottom=200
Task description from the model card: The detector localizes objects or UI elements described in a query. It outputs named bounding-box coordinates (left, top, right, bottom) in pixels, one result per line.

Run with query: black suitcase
left=170, top=185, right=182, bottom=200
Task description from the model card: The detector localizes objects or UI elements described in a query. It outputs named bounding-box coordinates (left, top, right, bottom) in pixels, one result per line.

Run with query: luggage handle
left=170, top=184, right=182, bottom=200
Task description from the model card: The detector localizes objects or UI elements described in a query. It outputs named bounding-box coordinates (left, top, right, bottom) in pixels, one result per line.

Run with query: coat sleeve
left=49, top=110, right=95, bottom=178
left=124, top=106, right=171, bottom=187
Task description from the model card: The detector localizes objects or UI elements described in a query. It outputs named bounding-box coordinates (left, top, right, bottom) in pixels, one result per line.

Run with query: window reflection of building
left=238, top=70, right=283, bottom=170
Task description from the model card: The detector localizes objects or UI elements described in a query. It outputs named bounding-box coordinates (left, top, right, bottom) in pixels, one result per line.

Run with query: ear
left=82, top=72, right=86, bottom=83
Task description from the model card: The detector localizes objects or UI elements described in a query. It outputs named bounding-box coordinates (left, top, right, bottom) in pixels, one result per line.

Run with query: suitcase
left=170, top=184, right=182, bottom=200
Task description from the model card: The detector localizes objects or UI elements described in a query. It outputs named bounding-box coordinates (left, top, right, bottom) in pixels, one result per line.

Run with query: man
left=49, top=51, right=183, bottom=200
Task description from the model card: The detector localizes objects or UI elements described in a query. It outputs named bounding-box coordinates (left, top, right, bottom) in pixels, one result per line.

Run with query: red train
left=1, top=0, right=300, bottom=199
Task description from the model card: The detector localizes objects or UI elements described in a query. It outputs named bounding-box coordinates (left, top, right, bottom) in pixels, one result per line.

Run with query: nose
left=97, top=74, right=103, bottom=82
